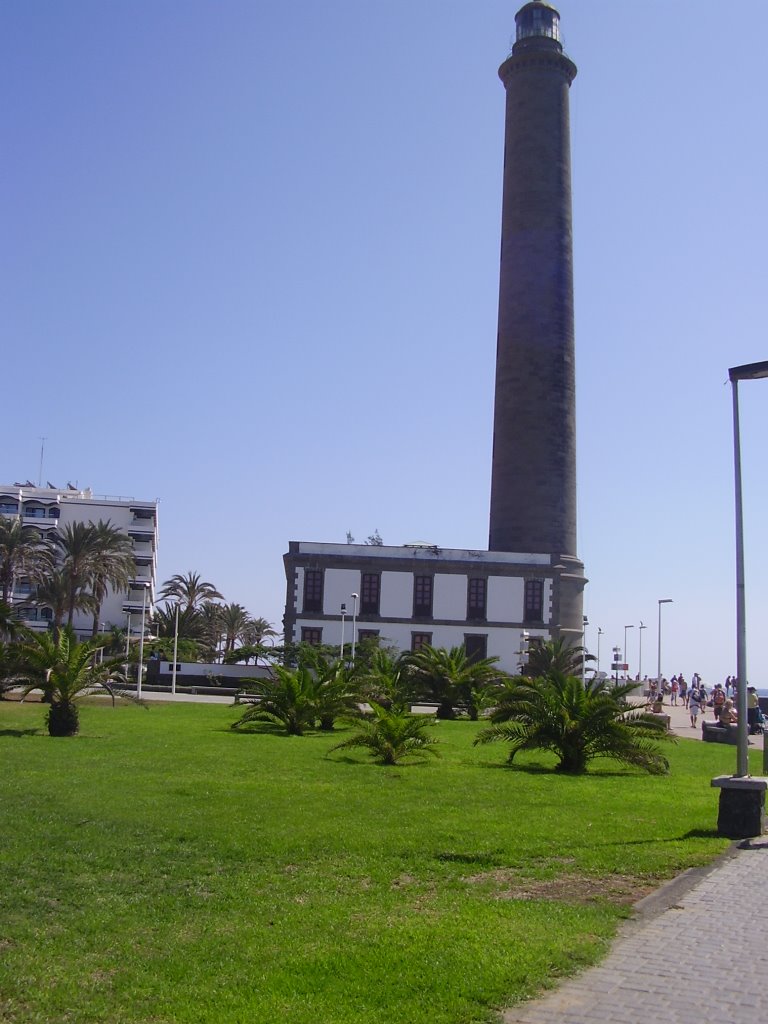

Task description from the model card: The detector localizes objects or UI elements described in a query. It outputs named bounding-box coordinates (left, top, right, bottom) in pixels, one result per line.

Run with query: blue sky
left=3, top=1, right=767, bottom=687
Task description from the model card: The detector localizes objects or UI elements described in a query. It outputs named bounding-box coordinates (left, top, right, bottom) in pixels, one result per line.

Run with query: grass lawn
left=0, top=699, right=755, bottom=1024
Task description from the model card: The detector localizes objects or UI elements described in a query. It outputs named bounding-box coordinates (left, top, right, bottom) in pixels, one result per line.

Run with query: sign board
left=611, top=662, right=629, bottom=671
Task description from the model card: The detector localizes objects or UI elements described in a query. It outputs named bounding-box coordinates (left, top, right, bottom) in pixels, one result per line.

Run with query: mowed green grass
left=0, top=699, right=752, bottom=1024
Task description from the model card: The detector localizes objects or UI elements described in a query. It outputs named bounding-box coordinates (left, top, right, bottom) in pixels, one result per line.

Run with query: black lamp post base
left=712, top=776, right=768, bottom=839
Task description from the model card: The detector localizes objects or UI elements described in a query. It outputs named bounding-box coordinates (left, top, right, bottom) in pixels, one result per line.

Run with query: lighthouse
left=488, top=1, right=585, bottom=636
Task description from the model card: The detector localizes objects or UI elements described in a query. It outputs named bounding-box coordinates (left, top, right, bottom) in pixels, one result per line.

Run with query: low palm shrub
left=231, top=665, right=320, bottom=735
left=330, top=702, right=440, bottom=765
left=16, top=627, right=139, bottom=736
left=407, top=645, right=503, bottom=719
left=475, top=671, right=673, bottom=774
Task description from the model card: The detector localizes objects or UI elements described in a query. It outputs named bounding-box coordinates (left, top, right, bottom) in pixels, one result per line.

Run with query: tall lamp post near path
left=638, top=621, right=647, bottom=683
left=712, top=360, right=768, bottom=838
left=339, top=603, right=347, bottom=662
left=581, top=616, right=588, bottom=686
left=730, top=360, right=768, bottom=777
left=623, top=625, right=634, bottom=678
left=596, top=627, right=603, bottom=673
left=656, top=599, right=673, bottom=692
left=137, top=582, right=151, bottom=699
left=350, top=593, right=359, bottom=665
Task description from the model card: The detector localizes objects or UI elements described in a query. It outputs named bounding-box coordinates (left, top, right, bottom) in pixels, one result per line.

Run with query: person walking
left=689, top=685, right=702, bottom=729
left=713, top=684, right=726, bottom=722
left=670, top=676, right=679, bottom=706
left=747, top=686, right=760, bottom=734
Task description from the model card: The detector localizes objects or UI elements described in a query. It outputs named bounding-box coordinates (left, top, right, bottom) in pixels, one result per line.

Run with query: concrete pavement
left=503, top=835, right=768, bottom=1024
left=501, top=704, right=767, bottom=1024
left=654, top=697, right=764, bottom=754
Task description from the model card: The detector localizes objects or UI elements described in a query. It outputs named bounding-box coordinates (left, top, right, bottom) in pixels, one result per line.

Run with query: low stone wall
left=702, top=720, right=738, bottom=745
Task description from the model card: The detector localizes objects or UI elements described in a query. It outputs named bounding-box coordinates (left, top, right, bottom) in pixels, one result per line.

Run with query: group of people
left=647, top=674, right=764, bottom=733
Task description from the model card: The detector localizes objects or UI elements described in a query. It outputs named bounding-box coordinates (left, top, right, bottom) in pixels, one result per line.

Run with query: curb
left=629, top=839, right=747, bottom=924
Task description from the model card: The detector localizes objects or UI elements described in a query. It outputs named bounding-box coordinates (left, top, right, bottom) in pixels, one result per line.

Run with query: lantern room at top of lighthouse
left=513, top=2, right=563, bottom=50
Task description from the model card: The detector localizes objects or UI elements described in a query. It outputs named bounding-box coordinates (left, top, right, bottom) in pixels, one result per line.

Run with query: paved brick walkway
left=503, top=835, right=768, bottom=1024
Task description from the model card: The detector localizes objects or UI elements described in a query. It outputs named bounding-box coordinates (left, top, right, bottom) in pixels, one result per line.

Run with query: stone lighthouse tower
left=488, top=1, right=585, bottom=636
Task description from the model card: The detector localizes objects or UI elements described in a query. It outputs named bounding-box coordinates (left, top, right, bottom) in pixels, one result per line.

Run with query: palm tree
left=299, top=648, right=360, bottom=730
left=355, top=648, right=417, bottom=711
left=222, top=643, right=272, bottom=665
left=152, top=602, right=202, bottom=641
left=16, top=627, right=140, bottom=736
left=0, top=600, right=18, bottom=642
left=407, top=645, right=502, bottom=720
left=330, top=702, right=440, bottom=765
left=102, top=625, right=128, bottom=657
left=525, top=637, right=593, bottom=678
left=88, top=520, right=135, bottom=637
left=219, top=602, right=251, bottom=653
left=197, top=601, right=225, bottom=660
left=230, top=665, right=319, bottom=736
left=0, top=516, right=51, bottom=605
left=51, top=521, right=102, bottom=627
left=32, top=568, right=95, bottom=640
left=0, top=639, right=24, bottom=698
left=158, top=572, right=223, bottom=611
left=241, top=617, right=278, bottom=646
left=474, top=672, right=672, bottom=775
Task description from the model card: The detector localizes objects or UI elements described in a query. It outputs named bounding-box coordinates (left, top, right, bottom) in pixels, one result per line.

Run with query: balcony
left=22, top=509, right=59, bottom=523
left=129, top=572, right=153, bottom=585
left=129, top=518, right=155, bottom=534
left=13, top=607, right=53, bottom=625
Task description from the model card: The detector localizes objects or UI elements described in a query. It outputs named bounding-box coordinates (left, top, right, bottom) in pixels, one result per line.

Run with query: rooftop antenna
left=37, top=436, right=47, bottom=487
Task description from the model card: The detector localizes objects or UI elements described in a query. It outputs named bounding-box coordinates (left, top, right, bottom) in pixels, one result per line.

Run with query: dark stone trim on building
left=289, top=613, right=550, bottom=632
left=284, top=544, right=557, bottom=579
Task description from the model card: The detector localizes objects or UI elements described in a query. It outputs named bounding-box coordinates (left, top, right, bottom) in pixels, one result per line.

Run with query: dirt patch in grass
left=391, top=873, right=417, bottom=889
left=463, top=869, right=656, bottom=906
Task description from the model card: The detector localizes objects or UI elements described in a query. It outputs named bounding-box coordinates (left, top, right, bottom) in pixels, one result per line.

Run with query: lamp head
left=729, top=360, right=768, bottom=382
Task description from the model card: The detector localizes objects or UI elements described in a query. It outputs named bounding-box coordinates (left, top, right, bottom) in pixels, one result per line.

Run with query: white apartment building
left=283, top=541, right=579, bottom=674
left=1, top=483, right=158, bottom=638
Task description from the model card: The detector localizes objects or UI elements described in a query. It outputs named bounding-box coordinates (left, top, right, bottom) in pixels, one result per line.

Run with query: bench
left=646, top=711, right=671, bottom=731
left=702, top=720, right=738, bottom=745
left=234, top=691, right=261, bottom=705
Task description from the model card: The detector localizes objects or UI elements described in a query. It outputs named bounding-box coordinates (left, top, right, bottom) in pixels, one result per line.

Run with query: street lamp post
left=624, top=625, right=634, bottom=678
left=340, top=602, right=347, bottom=662
left=137, top=583, right=150, bottom=699
left=657, top=599, right=673, bottom=693
left=729, top=359, right=768, bottom=777
left=581, top=615, right=588, bottom=686
left=350, top=593, right=359, bottom=665
left=596, top=627, right=603, bottom=673
left=171, top=602, right=180, bottom=695
left=638, top=621, right=647, bottom=682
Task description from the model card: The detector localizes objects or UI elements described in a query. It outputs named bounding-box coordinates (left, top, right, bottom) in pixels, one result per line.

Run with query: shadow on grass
left=227, top=724, right=336, bottom=741
left=324, top=752, right=433, bottom=771
left=571, top=829, right=723, bottom=851
left=682, top=828, right=721, bottom=840
left=434, top=850, right=503, bottom=866
left=475, top=759, right=665, bottom=779
left=0, top=727, right=42, bottom=738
